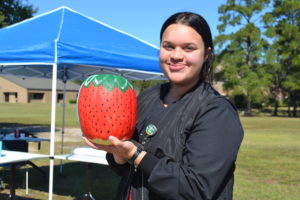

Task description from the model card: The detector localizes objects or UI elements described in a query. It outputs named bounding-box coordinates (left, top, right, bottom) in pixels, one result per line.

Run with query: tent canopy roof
left=0, top=7, right=164, bottom=80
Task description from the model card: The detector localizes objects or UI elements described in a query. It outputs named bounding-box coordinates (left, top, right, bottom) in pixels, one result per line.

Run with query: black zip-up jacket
left=107, top=82, right=244, bottom=200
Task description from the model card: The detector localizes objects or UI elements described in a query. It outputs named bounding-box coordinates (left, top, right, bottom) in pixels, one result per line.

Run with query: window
left=4, top=92, right=9, bottom=102
left=57, top=93, right=64, bottom=101
left=32, top=93, right=44, bottom=99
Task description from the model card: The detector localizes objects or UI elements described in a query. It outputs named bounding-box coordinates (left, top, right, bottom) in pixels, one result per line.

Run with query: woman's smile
left=168, top=63, right=187, bottom=72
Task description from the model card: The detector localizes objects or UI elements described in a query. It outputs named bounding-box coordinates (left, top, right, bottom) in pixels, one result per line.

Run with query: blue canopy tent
left=0, top=6, right=163, bottom=199
left=0, top=6, right=163, bottom=80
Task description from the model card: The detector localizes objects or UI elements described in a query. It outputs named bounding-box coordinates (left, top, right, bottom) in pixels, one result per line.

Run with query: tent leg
left=48, top=63, right=58, bottom=200
left=60, top=79, right=67, bottom=173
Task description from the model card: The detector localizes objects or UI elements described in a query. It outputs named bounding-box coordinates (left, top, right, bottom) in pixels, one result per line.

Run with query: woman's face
left=160, top=24, right=208, bottom=87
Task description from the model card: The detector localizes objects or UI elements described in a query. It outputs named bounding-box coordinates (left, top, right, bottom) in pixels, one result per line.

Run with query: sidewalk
left=35, top=128, right=83, bottom=142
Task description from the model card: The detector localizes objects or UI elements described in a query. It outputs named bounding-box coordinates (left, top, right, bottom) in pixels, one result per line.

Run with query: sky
left=26, top=0, right=228, bottom=47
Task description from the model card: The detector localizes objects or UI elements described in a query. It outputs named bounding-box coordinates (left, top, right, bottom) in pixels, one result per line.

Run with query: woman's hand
left=83, top=136, right=137, bottom=165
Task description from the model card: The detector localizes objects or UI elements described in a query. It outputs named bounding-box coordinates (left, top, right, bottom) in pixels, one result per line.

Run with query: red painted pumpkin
left=77, top=74, right=137, bottom=145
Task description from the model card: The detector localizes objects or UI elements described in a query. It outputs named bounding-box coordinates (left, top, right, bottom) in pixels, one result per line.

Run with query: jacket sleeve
left=138, top=99, right=244, bottom=200
left=106, top=126, right=141, bottom=176
left=106, top=153, right=130, bottom=177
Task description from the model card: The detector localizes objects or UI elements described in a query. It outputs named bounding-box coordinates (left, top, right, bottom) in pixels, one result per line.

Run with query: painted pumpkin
left=77, top=74, right=137, bottom=145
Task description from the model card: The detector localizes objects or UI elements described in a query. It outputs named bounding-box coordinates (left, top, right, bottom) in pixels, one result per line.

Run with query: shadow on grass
left=1, top=162, right=120, bottom=200
left=0, top=193, right=40, bottom=200
left=239, top=108, right=300, bottom=118
left=260, top=108, right=300, bottom=117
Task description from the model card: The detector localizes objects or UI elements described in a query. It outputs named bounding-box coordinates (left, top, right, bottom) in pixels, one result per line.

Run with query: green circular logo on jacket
left=146, top=124, right=157, bottom=136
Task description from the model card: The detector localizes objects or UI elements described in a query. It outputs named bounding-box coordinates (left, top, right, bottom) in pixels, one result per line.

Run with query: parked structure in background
left=0, top=75, right=79, bottom=103
left=212, top=81, right=227, bottom=96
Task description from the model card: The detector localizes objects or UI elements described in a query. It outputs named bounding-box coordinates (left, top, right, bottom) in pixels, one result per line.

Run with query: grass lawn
left=235, top=117, right=300, bottom=200
left=0, top=103, right=78, bottom=127
left=0, top=103, right=299, bottom=199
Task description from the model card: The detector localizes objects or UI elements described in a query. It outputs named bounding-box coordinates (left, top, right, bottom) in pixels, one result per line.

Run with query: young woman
left=84, top=12, right=244, bottom=200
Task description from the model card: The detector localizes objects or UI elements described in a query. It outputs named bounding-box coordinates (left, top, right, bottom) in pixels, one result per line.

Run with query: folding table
left=55, top=147, right=108, bottom=200
left=2, top=133, right=50, bottom=142
left=2, top=133, right=50, bottom=177
left=0, top=150, right=49, bottom=199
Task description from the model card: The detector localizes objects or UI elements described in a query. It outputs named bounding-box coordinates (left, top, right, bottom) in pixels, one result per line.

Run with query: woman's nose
left=171, top=47, right=184, bottom=60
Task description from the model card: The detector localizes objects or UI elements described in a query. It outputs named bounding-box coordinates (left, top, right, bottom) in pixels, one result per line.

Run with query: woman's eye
left=163, top=44, right=173, bottom=50
left=185, top=46, right=195, bottom=51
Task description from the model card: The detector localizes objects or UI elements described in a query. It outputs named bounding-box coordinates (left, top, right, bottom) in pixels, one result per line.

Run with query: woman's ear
left=205, top=47, right=212, bottom=60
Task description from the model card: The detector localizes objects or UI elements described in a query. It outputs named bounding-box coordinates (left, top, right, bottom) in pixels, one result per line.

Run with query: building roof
left=1, top=75, right=80, bottom=91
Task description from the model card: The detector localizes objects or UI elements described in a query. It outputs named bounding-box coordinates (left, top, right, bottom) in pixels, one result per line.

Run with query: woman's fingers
left=83, top=136, right=136, bottom=159
left=108, top=136, right=122, bottom=146
left=83, top=137, right=111, bottom=151
left=82, top=137, right=99, bottom=148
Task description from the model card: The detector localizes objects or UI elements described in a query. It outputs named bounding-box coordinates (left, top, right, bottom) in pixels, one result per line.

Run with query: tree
left=0, top=0, right=37, bottom=28
left=215, top=0, right=271, bottom=116
left=131, top=80, right=167, bottom=95
left=264, top=0, right=300, bottom=117
left=263, top=42, right=283, bottom=116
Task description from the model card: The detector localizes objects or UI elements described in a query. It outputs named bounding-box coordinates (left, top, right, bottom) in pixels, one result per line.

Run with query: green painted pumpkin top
left=82, top=74, right=134, bottom=92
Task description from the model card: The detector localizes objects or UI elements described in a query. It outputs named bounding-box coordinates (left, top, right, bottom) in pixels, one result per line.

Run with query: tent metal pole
left=60, top=67, right=67, bottom=173
left=48, top=63, right=57, bottom=200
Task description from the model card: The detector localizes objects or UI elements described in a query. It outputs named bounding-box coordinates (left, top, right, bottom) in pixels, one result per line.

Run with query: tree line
left=1, top=0, right=299, bottom=117
left=214, top=0, right=299, bottom=117
left=0, top=0, right=36, bottom=28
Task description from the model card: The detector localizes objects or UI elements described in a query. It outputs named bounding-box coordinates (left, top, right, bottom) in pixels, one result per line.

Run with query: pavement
left=35, top=127, right=83, bottom=142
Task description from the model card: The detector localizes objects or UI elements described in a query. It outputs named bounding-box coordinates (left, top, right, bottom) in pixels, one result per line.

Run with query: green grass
left=234, top=117, right=300, bottom=200
left=0, top=103, right=299, bottom=199
left=0, top=103, right=79, bottom=127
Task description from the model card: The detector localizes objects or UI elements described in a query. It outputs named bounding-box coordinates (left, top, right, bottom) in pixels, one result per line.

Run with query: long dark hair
left=160, top=12, right=214, bottom=84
